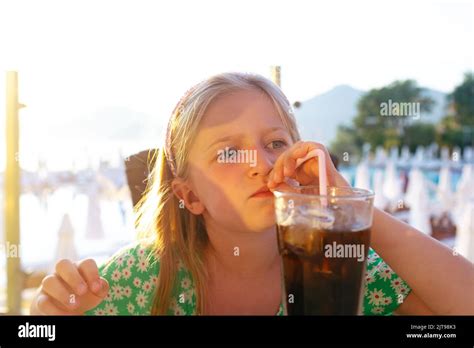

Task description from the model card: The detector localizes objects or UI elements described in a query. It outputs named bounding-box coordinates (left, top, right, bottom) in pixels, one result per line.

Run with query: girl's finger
left=283, top=143, right=314, bottom=177
left=41, top=275, right=80, bottom=310
left=54, top=259, right=88, bottom=296
left=270, top=141, right=304, bottom=185
left=36, top=294, right=74, bottom=315
left=76, top=259, right=102, bottom=294
left=269, top=180, right=300, bottom=194
left=95, top=277, right=110, bottom=298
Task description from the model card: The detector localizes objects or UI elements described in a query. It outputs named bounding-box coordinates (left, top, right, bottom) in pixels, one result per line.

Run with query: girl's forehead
left=199, top=89, right=282, bottom=129
left=188, top=89, right=292, bottom=157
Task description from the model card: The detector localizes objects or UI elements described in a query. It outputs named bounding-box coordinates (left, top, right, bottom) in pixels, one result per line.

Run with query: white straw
left=295, top=148, right=328, bottom=199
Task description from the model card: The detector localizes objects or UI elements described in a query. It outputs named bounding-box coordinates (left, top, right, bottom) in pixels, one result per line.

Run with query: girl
left=30, top=72, right=474, bottom=315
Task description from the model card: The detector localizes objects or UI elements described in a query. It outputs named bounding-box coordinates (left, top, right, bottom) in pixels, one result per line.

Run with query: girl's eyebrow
left=206, top=134, right=242, bottom=151
left=205, top=126, right=287, bottom=152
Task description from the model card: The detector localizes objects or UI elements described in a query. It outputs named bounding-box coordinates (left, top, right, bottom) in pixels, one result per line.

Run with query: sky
left=0, top=0, right=473, bottom=170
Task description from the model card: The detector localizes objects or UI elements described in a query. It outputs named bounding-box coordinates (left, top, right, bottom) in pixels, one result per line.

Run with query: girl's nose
left=248, top=146, right=275, bottom=178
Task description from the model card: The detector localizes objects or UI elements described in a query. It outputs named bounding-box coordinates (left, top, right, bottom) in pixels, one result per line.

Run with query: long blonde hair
left=135, top=72, right=301, bottom=315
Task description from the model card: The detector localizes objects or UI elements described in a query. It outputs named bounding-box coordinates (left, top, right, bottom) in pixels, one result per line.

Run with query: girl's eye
left=267, top=140, right=287, bottom=150
left=215, top=146, right=239, bottom=159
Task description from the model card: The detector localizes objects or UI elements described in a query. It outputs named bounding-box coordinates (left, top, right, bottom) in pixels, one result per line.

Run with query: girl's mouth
left=250, top=187, right=274, bottom=198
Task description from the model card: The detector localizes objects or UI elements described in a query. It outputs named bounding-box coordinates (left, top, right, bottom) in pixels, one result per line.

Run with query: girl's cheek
left=211, top=162, right=247, bottom=178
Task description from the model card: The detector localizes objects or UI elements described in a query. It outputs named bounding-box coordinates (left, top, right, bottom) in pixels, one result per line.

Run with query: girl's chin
left=248, top=216, right=276, bottom=232
left=241, top=203, right=276, bottom=232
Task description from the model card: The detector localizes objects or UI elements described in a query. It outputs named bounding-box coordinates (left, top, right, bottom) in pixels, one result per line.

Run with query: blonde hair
left=135, top=72, right=301, bottom=315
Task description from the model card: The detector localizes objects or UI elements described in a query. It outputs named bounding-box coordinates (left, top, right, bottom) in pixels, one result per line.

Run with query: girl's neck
left=204, top=224, right=281, bottom=280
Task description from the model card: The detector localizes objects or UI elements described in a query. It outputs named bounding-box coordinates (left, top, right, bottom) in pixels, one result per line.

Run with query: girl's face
left=184, top=88, right=294, bottom=233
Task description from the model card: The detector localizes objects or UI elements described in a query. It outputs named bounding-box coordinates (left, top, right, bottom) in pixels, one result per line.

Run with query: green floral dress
left=84, top=241, right=411, bottom=316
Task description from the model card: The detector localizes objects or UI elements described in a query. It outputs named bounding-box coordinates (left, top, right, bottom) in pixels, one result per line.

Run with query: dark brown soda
left=277, top=224, right=370, bottom=315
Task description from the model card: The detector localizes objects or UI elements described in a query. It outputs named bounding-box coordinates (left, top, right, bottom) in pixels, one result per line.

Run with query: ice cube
left=278, top=205, right=335, bottom=230
left=305, top=206, right=335, bottom=229
left=330, top=204, right=356, bottom=231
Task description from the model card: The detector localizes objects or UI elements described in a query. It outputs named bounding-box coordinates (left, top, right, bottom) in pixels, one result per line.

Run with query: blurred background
left=0, top=0, right=473, bottom=314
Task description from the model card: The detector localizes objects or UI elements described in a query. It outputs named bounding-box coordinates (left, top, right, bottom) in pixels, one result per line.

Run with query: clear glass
left=273, top=185, right=374, bottom=315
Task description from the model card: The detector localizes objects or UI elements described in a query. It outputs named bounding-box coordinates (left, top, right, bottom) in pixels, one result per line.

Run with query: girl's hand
left=30, top=258, right=109, bottom=315
left=267, top=141, right=350, bottom=189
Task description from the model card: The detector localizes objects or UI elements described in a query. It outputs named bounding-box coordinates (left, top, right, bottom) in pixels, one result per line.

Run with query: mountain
left=293, top=85, right=448, bottom=146
left=293, top=85, right=363, bottom=146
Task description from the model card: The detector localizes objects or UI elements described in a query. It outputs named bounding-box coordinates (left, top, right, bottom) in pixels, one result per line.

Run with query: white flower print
left=377, top=264, right=394, bottom=281
left=367, top=252, right=379, bottom=265
left=181, top=276, right=191, bottom=290
left=105, top=290, right=113, bottom=302
left=116, top=255, right=125, bottom=267
left=381, top=296, right=393, bottom=306
left=149, top=275, right=158, bottom=286
left=111, top=285, right=123, bottom=300
left=127, top=302, right=135, bottom=314
left=137, top=257, right=149, bottom=272
left=111, top=269, right=121, bottom=282
left=137, top=248, right=146, bottom=258
left=371, top=306, right=384, bottom=314
left=133, top=277, right=142, bottom=288
left=122, top=267, right=132, bottom=280
left=174, top=305, right=185, bottom=315
left=142, top=280, right=153, bottom=293
left=122, top=286, right=132, bottom=298
left=127, top=255, right=136, bottom=267
left=365, top=271, right=376, bottom=285
left=94, top=308, right=106, bottom=315
left=390, top=277, right=404, bottom=292
left=394, top=284, right=409, bottom=297
left=368, top=288, right=385, bottom=306
left=104, top=303, right=118, bottom=315
left=136, top=291, right=148, bottom=308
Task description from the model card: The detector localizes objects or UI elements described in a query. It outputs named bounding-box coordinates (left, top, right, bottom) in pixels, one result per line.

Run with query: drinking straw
left=295, top=148, right=328, bottom=198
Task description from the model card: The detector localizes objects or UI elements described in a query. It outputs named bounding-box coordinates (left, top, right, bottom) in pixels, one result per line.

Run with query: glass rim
left=272, top=185, right=374, bottom=200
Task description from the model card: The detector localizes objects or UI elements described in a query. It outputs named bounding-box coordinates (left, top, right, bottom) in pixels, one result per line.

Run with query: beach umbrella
left=373, top=169, right=388, bottom=209
left=54, top=213, right=79, bottom=264
left=406, top=167, right=431, bottom=234
left=414, top=146, right=425, bottom=163
left=389, top=146, right=399, bottom=161
left=440, top=146, right=450, bottom=163
left=382, top=160, right=403, bottom=204
left=374, top=146, right=387, bottom=166
left=436, top=165, right=453, bottom=212
left=355, top=160, right=371, bottom=191
left=408, top=187, right=432, bottom=235
left=464, top=147, right=473, bottom=162
left=85, top=179, right=105, bottom=239
left=405, top=167, right=428, bottom=209
left=401, top=146, right=410, bottom=162
left=456, top=164, right=474, bottom=194
left=453, top=164, right=474, bottom=225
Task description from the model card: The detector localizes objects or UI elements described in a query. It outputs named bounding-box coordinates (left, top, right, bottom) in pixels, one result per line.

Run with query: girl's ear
left=171, top=177, right=205, bottom=215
